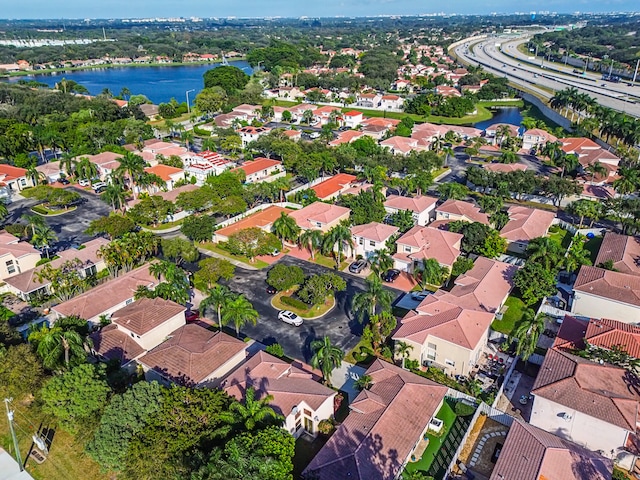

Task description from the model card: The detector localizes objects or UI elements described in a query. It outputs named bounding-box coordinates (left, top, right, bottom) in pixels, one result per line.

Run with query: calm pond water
left=5, top=60, right=254, bottom=104
left=473, top=107, right=524, bottom=130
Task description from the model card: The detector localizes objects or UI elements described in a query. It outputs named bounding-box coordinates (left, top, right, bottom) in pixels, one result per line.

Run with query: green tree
left=389, top=209, right=416, bottom=233
left=271, top=211, right=300, bottom=248
left=526, top=236, right=566, bottom=271
left=478, top=195, right=503, bottom=215
left=368, top=248, right=394, bottom=277
left=98, top=231, right=159, bottom=276
left=102, top=183, right=128, bottom=212
left=227, top=228, right=281, bottom=262
left=451, top=257, right=474, bottom=277
left=115, top=152, right=146, bottom=199
left=341, top=190, right=386, bottom=225
left=31, top=223, right=57, bottom=257
left=86, top=214, right=135, bottom=239
left=200, top=284, right=236, bottom=331
left=437, top=182, right=469, bottom=200
left=414, top=258, right=449, bottom=288
left=565, top=235, right=592, bottom=272
left=229, top=386, right=283, bottom=431
left=513, top=262, right=557, bottom=306
left=29, top=325, right=90, bottom=370
left=0, top=344, right=44, bottom=400
left=298, top=229, right=324, bottom=261
left=310, top=336, right=344, bottom=387
left=478, top=229, right=508, bottom=259
left=161, top=237, right=199, bottom=266
left=395, top=341, right=414, bottom=370
left=203, top=66, right=250, bottom=93
left=352, top=276, right=394, bottom=321
left=222, top=294, right=259, bottom=337
left=266, top=264, right=305, bottom=291
left=194, top=87, right=228, bottom=115
left=40, top=363, right=110, bottom=434
left=323, top=225, right=354, bottom=269
left=36, top=258, right=90, bottom=302
left=194, top=257, right=236, bottom=292
left=511, top=309, right=546, bottom=362
left=126, top=195, right=174, bottom=226
left=354, top=374, right=373, bottom=391
left=181, top=215, right=217, bottom=243
left=297, top=272, right=346, bottom=306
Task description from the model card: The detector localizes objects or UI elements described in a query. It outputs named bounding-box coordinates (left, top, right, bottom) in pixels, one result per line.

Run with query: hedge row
left=280, top=295, right=309, bottom=311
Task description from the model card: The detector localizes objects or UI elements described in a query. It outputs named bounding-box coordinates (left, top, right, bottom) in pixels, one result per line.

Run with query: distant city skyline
left=2, top=0, right=639, bottom=20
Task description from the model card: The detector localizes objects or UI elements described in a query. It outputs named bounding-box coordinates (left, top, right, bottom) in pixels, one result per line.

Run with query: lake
left=473, top=107, right=523, bottom=130
left=4, top=60, right=254, bottom=104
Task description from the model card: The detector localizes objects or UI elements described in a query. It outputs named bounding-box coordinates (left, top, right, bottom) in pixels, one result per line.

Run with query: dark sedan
left=381, top=269, right=401, bottom=283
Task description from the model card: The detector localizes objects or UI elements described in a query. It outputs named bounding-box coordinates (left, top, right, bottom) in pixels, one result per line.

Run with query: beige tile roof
left=595, top=232, right=640, bottom=276
left=394, top=225, right=462, bottom=267
left=532, top=348, right=640, bottom=430
left=0, top=230, right=40, bottom=259
left=89, top=323, right=145, bottom=364
left=483, top=162, right=527, bottom=173
left=288, top=202, right=350, bottom=229
left=490, top=420, right=612, bottom=480
left=214, top=205, right=292, bottom=238
left=223, top=351, right=335, bottom=417
left=53, top=264, right=158, bottom=320
left=499, top=205, right=555, bottom=243
left=384, top=194, right=438, bottom=214
left=573, top=265, right=640, bottom=308
left=350, top=222, right=399, bottom=243
left=112, top=297, right=185, bottom=336
left=304, top=359, right=448, bottom=480
left=139, top=324, right=246, bottom=386
left=436, top=199, right=489, bottom=225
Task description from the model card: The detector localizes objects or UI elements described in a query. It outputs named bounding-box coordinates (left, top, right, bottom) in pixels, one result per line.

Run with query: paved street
left=5, top=188, right=112, bottom=250
left=220, top=256, right=403, bottom=362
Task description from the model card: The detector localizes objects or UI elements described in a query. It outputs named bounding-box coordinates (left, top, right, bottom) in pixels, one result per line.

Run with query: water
left=473, top=107, right=523, bottom=130
left=4, top=60, right=254, bottom=104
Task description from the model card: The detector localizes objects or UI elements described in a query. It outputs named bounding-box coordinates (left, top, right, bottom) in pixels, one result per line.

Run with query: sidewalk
left=196, top=246, right=258, bottom=270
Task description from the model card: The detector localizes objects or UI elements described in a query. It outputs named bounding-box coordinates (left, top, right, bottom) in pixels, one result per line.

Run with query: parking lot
left=6, top=187, right=112, bottom=249
left=221, top=256, right=403, bottom=362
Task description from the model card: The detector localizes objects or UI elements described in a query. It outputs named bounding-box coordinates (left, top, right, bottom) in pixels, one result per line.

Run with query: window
left=445, top=359, right=456, bottom=367
left=316, top=222, right=322, bottom=228
left=303, top=409, right=312, bottom=417
left=404, top=246, right=412, bottom=253
left=20, top=179, right=26, bottom=186
left=359, top=238, right=364, bottom=245
left=426, top=342, right=437, bottom=361
left=85, top=265, right=97, bottom=276
left=125, top=298, right=134, bottom=305
left=369, top=240, right=376, bottom=247
left=5, top=260, right=15, bottom=275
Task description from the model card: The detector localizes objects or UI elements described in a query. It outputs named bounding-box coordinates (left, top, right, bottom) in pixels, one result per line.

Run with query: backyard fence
left=491, top=357, right=519, bottom=409
left=214, top=201, right=303, bottom=229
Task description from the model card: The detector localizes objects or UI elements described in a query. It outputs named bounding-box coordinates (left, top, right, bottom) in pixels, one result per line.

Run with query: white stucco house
left=350, top=222, right=399, bottom=259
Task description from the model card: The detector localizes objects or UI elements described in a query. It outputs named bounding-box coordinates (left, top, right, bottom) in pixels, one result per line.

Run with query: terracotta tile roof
left=532, top=348, right=640, bottom=430
left=53, top=264, right=158, bottom=320
left=84, top=151, right=123, bottom=169
left=524, top=129, right=557, bottom=142
left=560, top=137, right=601, bottom=153
left=573, top=265, right=640, bottom=308
left=384, top=194, right=438, bottom=214
left=595, top=232, right=640, bottom=276
left=361, top=117, right=400, bottom=128
left=499, top=206, right=555, bottom=243
left=483, top=162, right=527, bottom=173
left=282, top=129, right=301, bottom=138
left=436, top=199, right=489, bottom=225
left=490, top=420, right=612, bottom=480
left=394, top=225, right=462, bottom=267
left=144, top=164, right=184, bottom=181
left=343, top=110, right=363, bottom=117
left=237, top=126, right=271, bottom=135
left=311, top=173, right=357, bottom=199
left=0, top=230, right=40, bottom=260
left=89, top=323, right=145, bottom=364
left=231, top=157, right=281, bottom=176
left=379, top=136, right=422, bottom=154
left=139, top=324, right=246, bottom=385
left=214, top=205, right=292, bottom=238
left=0, top=164, right=27, bottom=181
left=288, top=202, right=350, bottom=229
left=553, top=315, right=589, bottom=350
left=304, top=359, right=448, bottom=480
left=583, top=317, right=640, bottom=358
left=223, top=351, right=335, bottom=417
left=112, top=297, right=185, bottom=336
left=350, top=222, right=399, bottom=243
left=484, top=123, right=520, bottom=136
left=329, top=130, right=364, bottom=146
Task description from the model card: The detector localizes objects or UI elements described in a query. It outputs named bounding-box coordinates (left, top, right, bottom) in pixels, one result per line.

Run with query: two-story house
left=341, top=111, right=364, bottom=129
left=0, top=165, right=35, bottom=199
left=0, top=230, right=41, bottom=280
left=522, top=128, right=558, bottom=152
left=384, top=194, right=438, bottom=226
left=237, top=126, right=271, bottom=147
left=288, top=202, right=351, bottom=232
left=393, top=226, right=463, bottom=274
left=499, top=206, right=556, bottom=254
left=380, top=94, right=404, bottom=110
left=350, top=222, right=399, bottom=259
left=231, top=157, right=283, bottom=184
left=143, top=165, right=185, bottom=191
left=434, top=199, right=490, bottom=227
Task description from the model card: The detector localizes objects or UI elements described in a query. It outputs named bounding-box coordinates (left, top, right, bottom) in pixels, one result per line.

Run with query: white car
left=92, top=182, right=107, bottom=191
left=278, top=310, right=303, bottom=327
left=78, top=179, right=91, bottom=187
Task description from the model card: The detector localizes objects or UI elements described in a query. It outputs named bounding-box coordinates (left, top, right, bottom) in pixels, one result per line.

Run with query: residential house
left=310, top=173, right=358, bottom=201
left=530, top=347, right=640, bottom=457
left=412, top=123, right=482, bottom=142
left=342, top=111, right=364, bottom=129
left=237, top=126, right=271, bottom=147
left=232, top=104, right=261, bottom=117
left=84, top=151, right=123, bottom=180
left=138, top=104, right=160, bottom=120
left=360, top=117, right=400, bottom=139
left=379, top=136, right=429, bottom=155
left=560, top=137, right=621, bottom=183
left=499, top=206, right=556, bottom=254
left=355, top=92, right=381, bottom=108
left=435, top=199, right=490, bottom=225
left=52, top=264, right=158, bottom=325
left=435, top=85, right=462, bottom=97
left=287, top=103, right=317, bottom=123
left=380, top=94, right=404, bottom=110
left=350, top=222, right=399, bottom=259
left=571, top=265, right=640, bottom=323
left=4, top=238, right=108, bottom=300
left=288, top=202, right=350, bottom=232
left=143, top=164, right=185, bottom=191
left=223, top=351, right=336, bottom=438
left=329, top=130, right=364, bottom=147
left=282, top=130, right=302, bottom=141
left=36, top=161, right=64, bottom=183
left=490, top=420, right=612, bottom=480
left=483, top=162, right=527, bottom=174
left=184, top=151, right=234, bottom=185
left=0, top=165, right=34, bottom=199
left=139, top=323, right=247, bottom=387
left=303, top=359, right=448, bottom=480
left=211, top=111, right=247, bottom=128
left=213, top=205, right=291, bottom=243
left=595, top=232, right=640, bottom=276
left=393, top=226, right=463, bottom=273
left=89, top=323, right=147, bottom=370
left=522, top=128, right=558, bottom=152
left=384, top=194, right=438, bottom=226
left=231, top=158, right=283, bottom=184
left=312, top=105, right=342, bottom=126
left=0, top=230, right=41, bottom=280
left=484, top=123, right=520, bottom=145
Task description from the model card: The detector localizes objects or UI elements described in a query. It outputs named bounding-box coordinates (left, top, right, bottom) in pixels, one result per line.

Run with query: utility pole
left=633, top=59, right=640, bottom=84
left=4, top=398, right=23, bottom=471
left=185, top=89, right=195, bottom=113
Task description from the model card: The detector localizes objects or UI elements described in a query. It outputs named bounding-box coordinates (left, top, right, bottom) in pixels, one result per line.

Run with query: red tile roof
left=394, top=225, right=462, bottom=267
left=483, top=162, right=527, bottom=173
left=288, top=202, right=350, bottom=229
left=112, top=297, right=185, bottom=336
left=350, top=222, right=399, bottom=243
left=556, top=316, right=640, bottom=359
left=214, top=205, right=291, bottom=238
left=0, top=230, right=40, bottom=260
left=311, top=173, right=357, bottom=199
left=304, top=359, right=448, bottom=480
left=89, top=323, right=145, bottom=365
left=573, top=265, right=640, bottom=308
left=232, top=157, right=281, bottom=176
left=0, top=164, right=27, bottom=181
left=595, top=232, right=640, bottom=276
left=436, top=199, right=489, bottom=225
left=499, top=206, right=556, bottom=243
left=384, top=194, right=437, bottom=214
left=144, top=164, right=184, bottom=182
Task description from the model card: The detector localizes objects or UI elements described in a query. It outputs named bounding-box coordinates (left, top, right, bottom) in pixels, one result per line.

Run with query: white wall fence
left=285, top=176, right=330, bottom=198
left=214, top=201, right=303, bottom=230
left=552, top=218, right=605, bottom=237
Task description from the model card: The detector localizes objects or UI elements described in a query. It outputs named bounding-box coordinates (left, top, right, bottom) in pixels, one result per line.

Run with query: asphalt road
left=6, top=188, right=111, bottom=250
left=220, top=256, right=403, bottom=362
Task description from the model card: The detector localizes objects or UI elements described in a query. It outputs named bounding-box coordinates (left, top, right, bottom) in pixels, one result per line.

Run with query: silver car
left=278, top=310, right=303, bottom=326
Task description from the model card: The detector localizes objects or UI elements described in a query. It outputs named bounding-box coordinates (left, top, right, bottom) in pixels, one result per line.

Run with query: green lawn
left=201, top=243, right=270, bottom=269
left=491, top=295, right=525, bottom=335
left=426, top=105, right=493, bottom=125
left=344, top=336, right=375, bottom=365
left=312, top=253, right=348, bottom=271
left=405, top=399, right=457, bottom=475
left=548, top=226, right=572, bottom=249
left=477, top=99, right=524, bottom=108
left=144, top=217, right=185, bottom=231
left=584, top=236, right=604, bottom=264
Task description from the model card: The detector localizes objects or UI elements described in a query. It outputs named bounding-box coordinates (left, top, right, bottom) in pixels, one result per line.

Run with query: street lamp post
left=185, top=89, right=195, bottom=113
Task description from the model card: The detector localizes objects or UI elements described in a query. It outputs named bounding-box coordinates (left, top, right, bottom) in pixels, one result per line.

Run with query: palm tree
left=323, top=225, right=354, bottom=269
left=499, top=150, right=518, bottom=164
left=352, top=276, right=394, bottom=321
left=395, top=341, right=413, bottom=369
left=586, top=161, right=607, bottom=183
left=229, top=386, right=282, bottom=431
left=526, top=237, right=565, bottom=271
left=60, top=152, right=76, bottom=177
left=21, top=213, right=46, bottom=238
left=200, top=285, right=235, bottom=330
left=310, top=336, right=344, bottom=387
left=354, top=374, right=373, bottom=391
left=31, top=224, right=57, bottom=258
left=271, top=212, right=300, bottom=248
left=102, top=183, right=128, bottom=212
left=222, top=294, right=259, bottom=337
left=613, top=167, right=639, bottom=196
left=511, top=309, right=546, bottom=362
left=0, top=201, right=8, bottom=220
left=298, top=229, right=324, bottom=260
left=413, top=258, right=448, bottom=289
left=74, top=157, right=99, bottom=182
left=368, top=249, right=393, bottom=277
left=495, top=124, right=512, bottom=147
left=26, top=166, right=45, bottom=186
left=565, top=235, right=592, bottom=273
left=29, top=326, right=89, bottom=370
left=115, top=152, right=146, bottom=199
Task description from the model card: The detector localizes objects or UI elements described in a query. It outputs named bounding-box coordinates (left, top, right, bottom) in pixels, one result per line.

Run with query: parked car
left=278, top=310, right=303, bottom=326
left=349, top=259, right=368, bottom=274
left=57, top=178, right=70, bottom=185
left=185, top=310, right=199, bottom=323
left=382, top=269, right=401, bottom=283
left=78, top=179, right=91, bottom=187
left=410, top=290, right=431, bottom=301
left=270, top=249, right=280, bottom=257
left=266, top=285, right=277, bottom=295
left=92, top=181, right=107, bottom=192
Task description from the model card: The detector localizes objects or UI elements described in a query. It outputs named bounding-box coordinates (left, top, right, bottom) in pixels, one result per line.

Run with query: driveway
left=5, top=188, right=112, bottom=250
left=221, top=256, right=403, bottom=362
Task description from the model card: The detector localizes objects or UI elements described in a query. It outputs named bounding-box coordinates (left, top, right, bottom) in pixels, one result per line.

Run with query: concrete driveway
left=221, top=256, right=403, bottom=362
left=6, top=188, right=112, bottom=250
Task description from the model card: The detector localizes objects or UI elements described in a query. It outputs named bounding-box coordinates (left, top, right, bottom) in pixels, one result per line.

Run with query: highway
left=452, top=34, right=640, bottom=118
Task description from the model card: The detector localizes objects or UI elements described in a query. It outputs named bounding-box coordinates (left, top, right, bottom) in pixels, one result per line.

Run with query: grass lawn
left=432, top=167, right=450, bottom=179
left=491, top=295, right=526, bottom=335
left=271, top=291, right=335, bottom=319
left=312, top=253, right=348, bottom=271
left=477, top=99, right=524, bottom=108
left=584, top=236, right=603, bottom=264
left=144, top=217, right=185, bottom=231
left=426, top=105, right=493, bottom=125
left=0, top=401, right=105, bottom=480
left=271, top=99, right=300, bottom=107
left=404, top=399, right=457, bottom=474
left=201, top=243, right=270, bottom=269
left=344, top=336, right=375, bottom=365
left=548, top=226, right=572, bottom=249
left=31, top=205, right=78, bottom=216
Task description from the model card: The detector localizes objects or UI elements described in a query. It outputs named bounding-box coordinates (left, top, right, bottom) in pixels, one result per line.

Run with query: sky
left=2, top=0, right=639, bottom=19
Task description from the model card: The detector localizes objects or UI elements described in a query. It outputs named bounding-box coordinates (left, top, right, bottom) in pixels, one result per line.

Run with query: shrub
left=267, top=264, right=305, bottom=291
left=35, top=257, right=52, bottom=267
left=317, top=419, right=336, bottom=435
left=280, top=295, right=309, bottom=310
left=265, top=343, right=285, bottom=358
left=31, top=205, right=49, bottom=215
left=454, top=401, right=476, bottom=417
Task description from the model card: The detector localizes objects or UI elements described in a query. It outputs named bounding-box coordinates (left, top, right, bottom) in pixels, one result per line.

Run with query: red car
left=185, top=310, right=199, bottom=323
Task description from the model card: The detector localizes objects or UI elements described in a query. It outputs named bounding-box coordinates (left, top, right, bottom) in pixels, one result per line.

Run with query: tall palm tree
left=368, top=249, right=393, bottom=277
left=310, top=336, right=344, bottom=387
left=115, top=152, right=146, bottom=199
left=352, top=276, right=394, bottom=321
left=74, top=157, right=99, bottom=182
left=298, top=229, right=324, bottom=260
left=229, top=386, right=282, bottom=431
left=323, top=225, right=354, bottom=269
left=395, top=341, right=414, bottom=370
left=511, top=309, right=546, bottom=363
left=200, top=285, right=236, bottom=330
left=222, top=294, right=259, bottom=337
left=102, top=183, right=128, bottom=212
left=354, top=374, right=373, bottom=391
left=526, top=237, right=565, bottom=271
left=26, top=166, right=45, bottom=186
left=60, top=152, right=76, bottom=177
left=29, top=325, right=89, bottom=370
left=0, top=201, right=8, bottom=220
left=271, top=212, right=300, bottom=248
left=31, top=224, right=57, bottom=258
left=21, top=213, right=46, bottom=238
left=586, top=161, right=607, bottom=184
